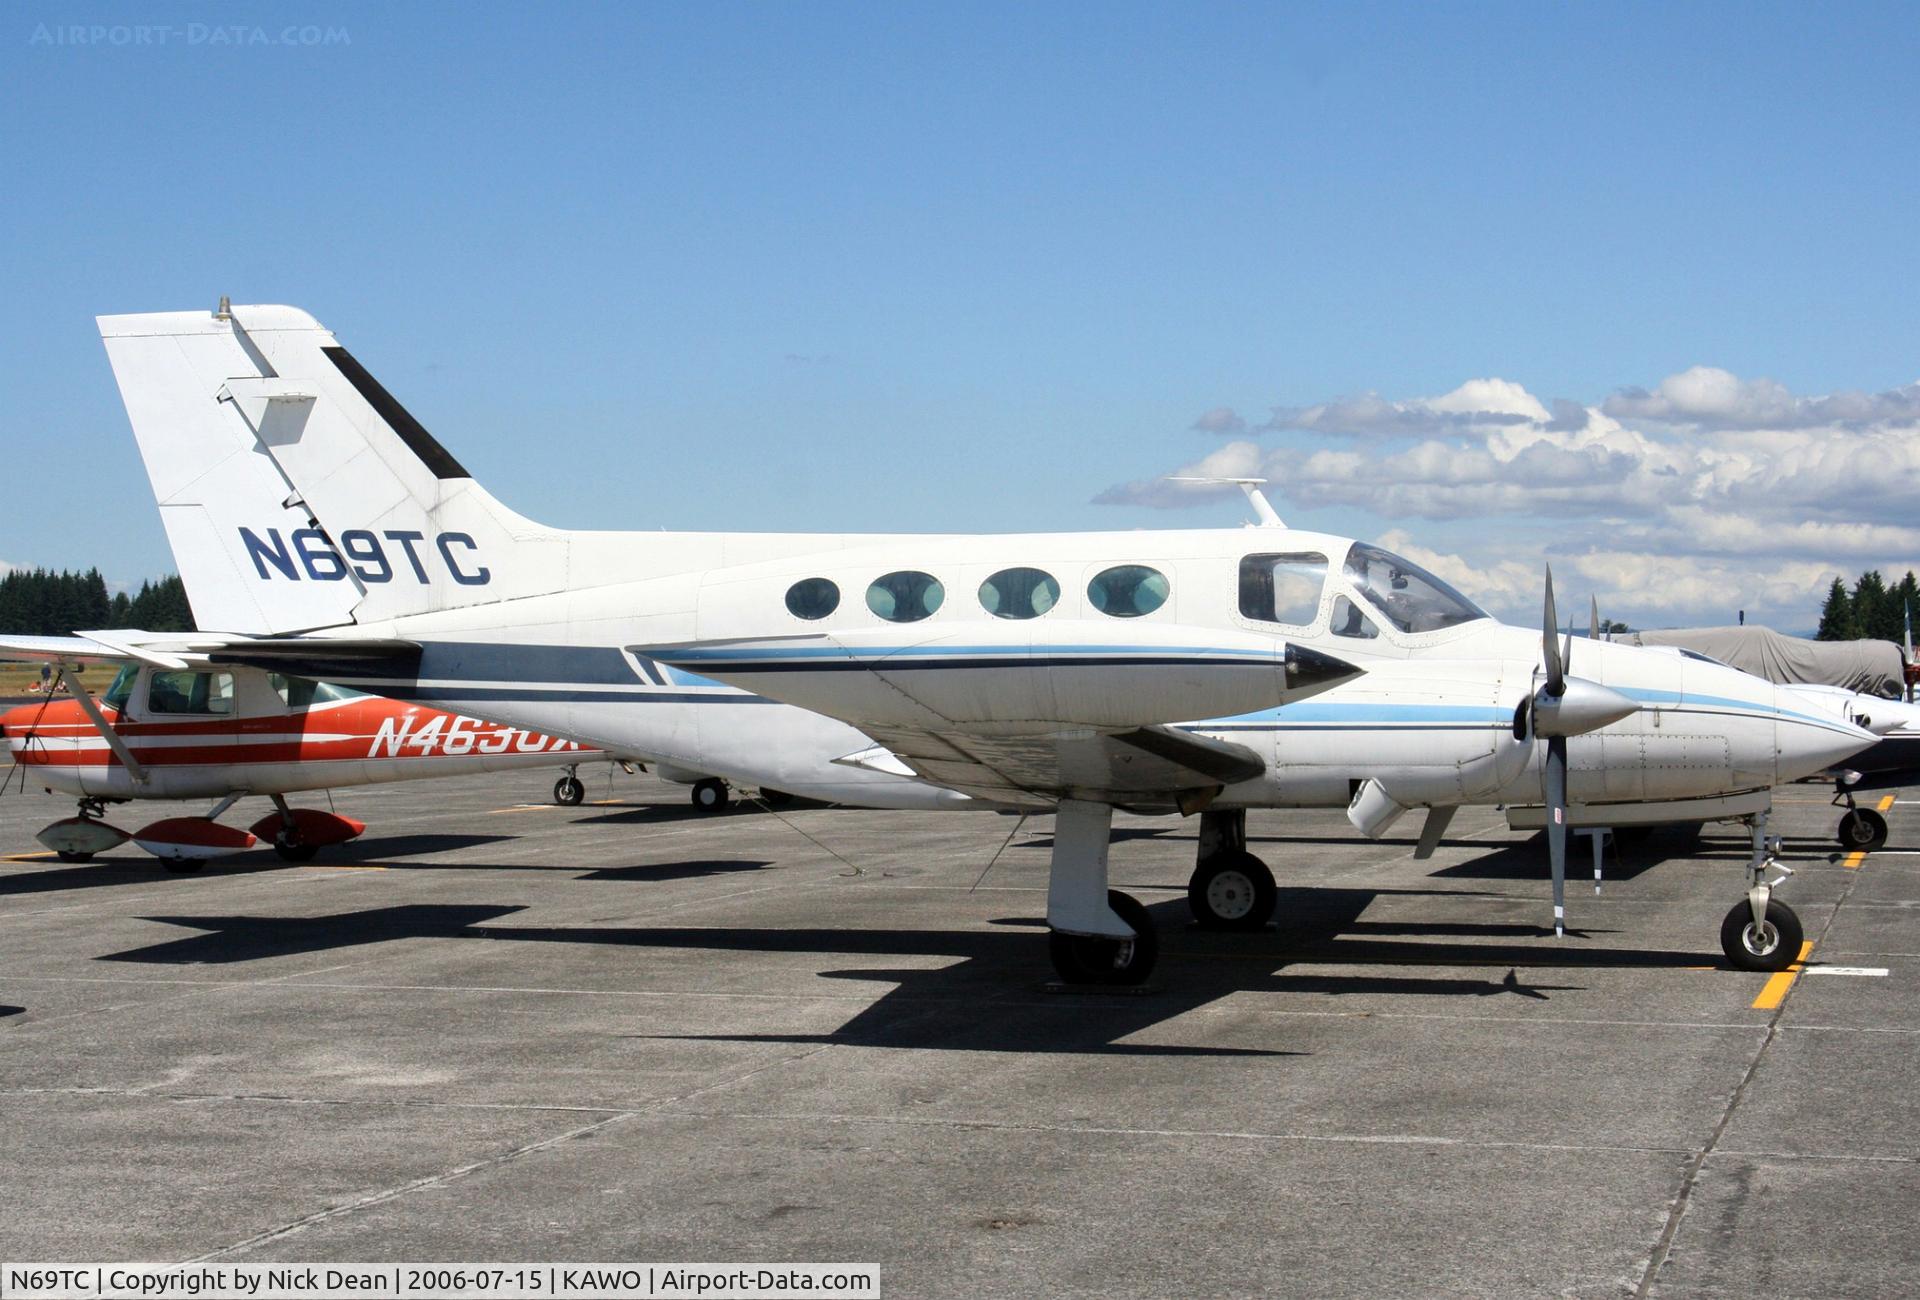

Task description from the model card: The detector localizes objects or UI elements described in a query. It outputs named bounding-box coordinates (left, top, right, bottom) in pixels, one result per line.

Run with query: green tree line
left=1817, top=570, right=1918, bottom=643
left=0, top=569, right=196, bottom=635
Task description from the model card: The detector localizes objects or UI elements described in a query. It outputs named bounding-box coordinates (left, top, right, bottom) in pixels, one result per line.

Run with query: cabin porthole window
left=866, top=571, right=945, bottom=623
left=785, top=577, right=841, bottom=621
left=1087, top=565, right=1169, bottom=618
left=978, top=567, right=1061, bottom=620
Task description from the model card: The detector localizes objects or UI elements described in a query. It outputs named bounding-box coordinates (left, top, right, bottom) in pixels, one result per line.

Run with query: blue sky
left=3, top=2, right=1917, bottom=628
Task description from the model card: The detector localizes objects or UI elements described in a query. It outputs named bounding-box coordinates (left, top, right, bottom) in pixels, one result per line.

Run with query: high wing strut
left=56, top=667, right=147, bottom=785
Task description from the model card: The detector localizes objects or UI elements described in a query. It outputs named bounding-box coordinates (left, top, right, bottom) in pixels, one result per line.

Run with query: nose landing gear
left=1721, top=812, right=1803, bottom=972
left=1832, top=775, right=1890, bottom=852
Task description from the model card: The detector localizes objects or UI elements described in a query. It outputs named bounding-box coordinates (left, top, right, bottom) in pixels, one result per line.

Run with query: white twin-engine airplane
left=96, top=304, right=1876, bottom=985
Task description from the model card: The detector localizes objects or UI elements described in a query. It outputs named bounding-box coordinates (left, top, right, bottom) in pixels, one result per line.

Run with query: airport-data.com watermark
left=28, top=22, right=349, bottom=48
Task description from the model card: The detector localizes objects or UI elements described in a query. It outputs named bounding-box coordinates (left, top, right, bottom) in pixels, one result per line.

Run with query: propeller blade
left=1542, top=566, right=1564, bottom=696
left=1545, top=734, right=1568, bottom=937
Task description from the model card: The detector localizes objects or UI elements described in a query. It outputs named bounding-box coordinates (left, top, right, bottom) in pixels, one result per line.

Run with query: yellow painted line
left=484, top=804, right=561, bottom=815
left=1751, top=940, right=1816, bottom=1010
left=1878, top=794, right=1897, bottom=813
left=5, top=851, right=59, bottom=862
left=1843, top=849, right=1868, bottom=870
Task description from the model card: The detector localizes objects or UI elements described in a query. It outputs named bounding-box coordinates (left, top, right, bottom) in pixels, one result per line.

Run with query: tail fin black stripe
left=321, top=345, right=471, bottom=480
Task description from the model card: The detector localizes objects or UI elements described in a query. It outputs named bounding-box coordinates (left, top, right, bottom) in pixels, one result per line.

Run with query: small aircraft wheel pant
left=1720, top=898, right=1803, bottom=973
left=1188, top=850, right=1276, bottom=930
left=1837, top=807, right=1888, bottom=852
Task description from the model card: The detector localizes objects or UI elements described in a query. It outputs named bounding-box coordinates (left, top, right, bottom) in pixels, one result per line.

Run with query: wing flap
left=863, top=723, right=1266, bottom=806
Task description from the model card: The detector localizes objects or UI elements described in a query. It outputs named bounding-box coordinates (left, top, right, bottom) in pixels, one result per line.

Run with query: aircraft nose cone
left=1534, top=676, right=1639, bottom=738
left=1284, top=644, right=1364, bottom=697
left=1775, top=687, right=1878, bottom=782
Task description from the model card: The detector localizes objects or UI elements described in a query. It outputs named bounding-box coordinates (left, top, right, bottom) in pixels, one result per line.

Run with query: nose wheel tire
left=1048, top=890, right=1157, bottom=985
left=690, top=778, right=730, bottom=813
left=273, top=835, right=319, bottom=863
left=553, top=775, right=586, bottom=807
left=56, top=850, right=93, bottom=864
left=1720, top=898, right=1804, bottom=972
left=1837, top=808, right=1888, bottom=852
left=1188, top=851, right=1277, bottom=930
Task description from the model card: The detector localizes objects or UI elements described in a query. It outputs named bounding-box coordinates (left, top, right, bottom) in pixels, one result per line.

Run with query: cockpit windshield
left=1343, top=541, right=1489, bottom=634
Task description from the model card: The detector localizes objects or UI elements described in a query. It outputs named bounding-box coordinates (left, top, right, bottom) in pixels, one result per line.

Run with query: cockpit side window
left=1342, top=541, right=1488, bottom=634
left=1239, top=553, right=1328, bottom=627
left=1331, top=595, right=1379, bottom=640
left=147, top=670, right=234, bottom=715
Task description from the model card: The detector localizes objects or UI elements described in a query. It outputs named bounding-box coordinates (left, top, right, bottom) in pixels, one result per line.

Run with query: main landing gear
left=1045, top=800, right=1156, bottom=985
left=553, top=765, right=586, bottom=806
left=1185, top=809, right=1275, bottom=930
left=1720, top=810, right=1804, bottom=973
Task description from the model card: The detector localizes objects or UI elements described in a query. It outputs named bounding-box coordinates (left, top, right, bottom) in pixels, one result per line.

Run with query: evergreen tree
left=1853, top=571, right=1896, bottom=641
left=1816, top=578, right=1856, bottom=640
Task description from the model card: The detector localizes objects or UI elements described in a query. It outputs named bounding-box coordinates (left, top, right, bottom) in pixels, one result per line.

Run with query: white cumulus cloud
left=1101, top=366, right=1920, bottom=628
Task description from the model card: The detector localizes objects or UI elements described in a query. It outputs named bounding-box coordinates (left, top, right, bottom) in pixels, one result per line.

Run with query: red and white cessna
left=1, top=632, right=610, bottom=869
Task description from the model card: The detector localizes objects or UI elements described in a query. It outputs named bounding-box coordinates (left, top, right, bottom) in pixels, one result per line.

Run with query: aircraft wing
left=845, top=723, right=1266, bottom=809
left=0, top=634, right=139, bottom=668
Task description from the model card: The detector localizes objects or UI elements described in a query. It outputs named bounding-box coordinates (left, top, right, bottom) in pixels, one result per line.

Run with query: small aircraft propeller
left=1525, top=566, right=1638, bottom=936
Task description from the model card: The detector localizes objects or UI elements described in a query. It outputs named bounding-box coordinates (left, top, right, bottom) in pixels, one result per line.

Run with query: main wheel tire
left=274, top=837, right=319, bottom=863
left=55, top=850, right=93, bottom=864
left=1187, top=850, right=1277, bottom=931
left=1837, top=808, right=1888, bottom=852
left=554, top=775, right=586, bottom=807
left=162, top=858, right=207, bottom=875
left=1048, top=890, right=1158, bottom=985
left=1720, top=898, right=1804, bottom=973
left=691, top=778, right=729, bottom=813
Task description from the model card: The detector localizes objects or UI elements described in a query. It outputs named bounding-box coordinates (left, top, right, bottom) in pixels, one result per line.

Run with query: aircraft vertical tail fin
left=100, top=305, right=572, bottom=633
left=97, top=309, right=363, bottom=635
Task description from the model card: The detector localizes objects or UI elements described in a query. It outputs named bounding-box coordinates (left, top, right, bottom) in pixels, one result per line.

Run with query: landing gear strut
left=268, top=794, right=318, bottom=862
left=1186, top=809, right=1275, bottom=930
left=553, top=765, right=586, bottom=807
left=1045, top=799, right=1155, bottom=985
left=1720, top=811, right=1803, bottom=972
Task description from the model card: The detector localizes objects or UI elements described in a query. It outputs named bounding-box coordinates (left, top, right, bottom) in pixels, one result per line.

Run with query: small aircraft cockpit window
left=103, top=664, right=139, bottom=713
left=1331, top=594, right=1380, bottom=640
left=1343, top=541, right=1487, bottom=634
left=148, top=670, right=235, bottom=715
left=784, top=577, right=841, bottom=621
left=1239, top=553, right=1329, bottom=626
left=1087, top=565, right=1169, bottom=618
left=979, top=567, right=1060, bottom=620
left=866, top=570, right=945, bottom=623
left=268, top=673, right=362, bottom=710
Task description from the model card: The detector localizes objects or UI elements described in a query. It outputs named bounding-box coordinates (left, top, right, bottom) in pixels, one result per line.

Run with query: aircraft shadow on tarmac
left=86, top=879, right=1756, bottom=1054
